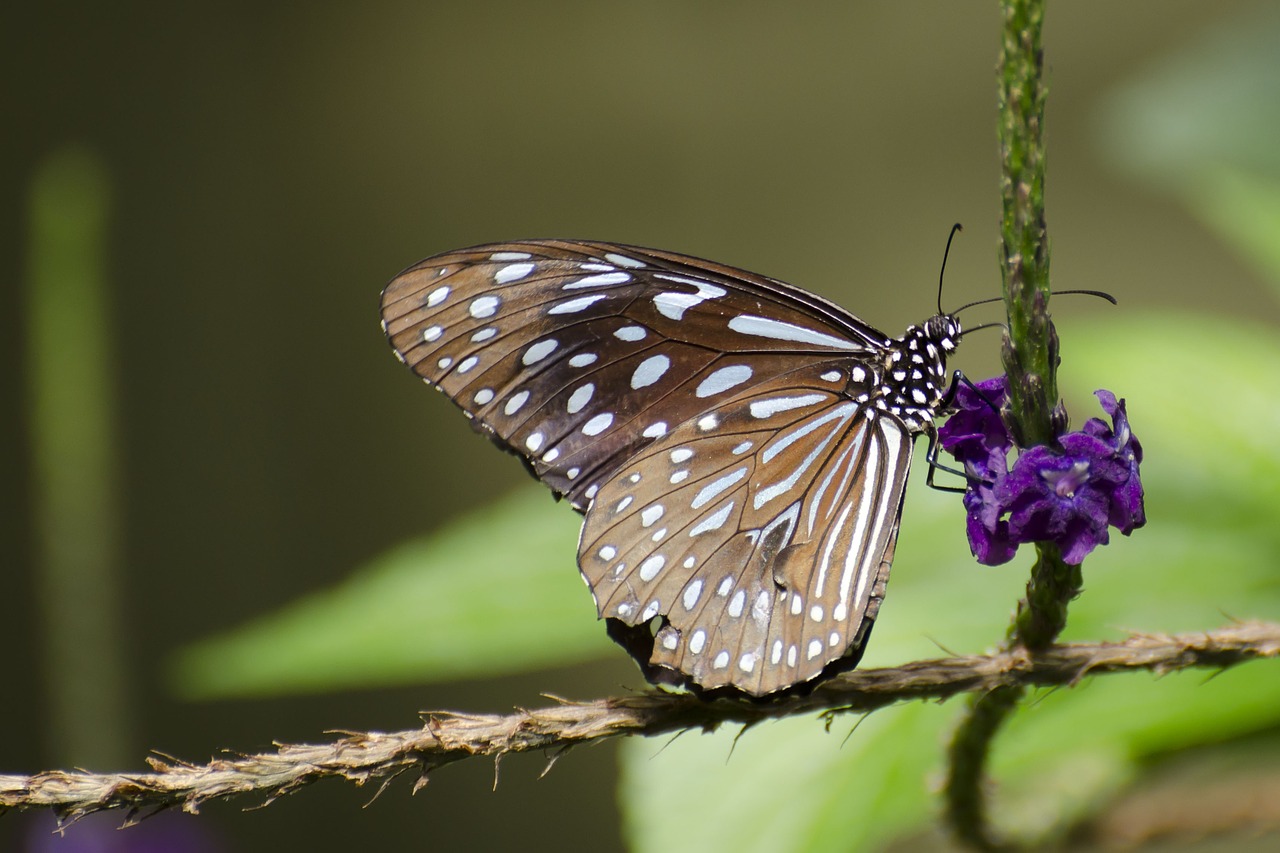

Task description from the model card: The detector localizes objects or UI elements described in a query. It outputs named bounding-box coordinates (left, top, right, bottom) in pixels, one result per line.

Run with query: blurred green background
left=5, top=2, right=1280, bottom=851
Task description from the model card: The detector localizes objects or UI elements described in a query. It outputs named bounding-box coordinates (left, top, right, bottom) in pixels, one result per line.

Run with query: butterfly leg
left=924, top=428, right=970, bottom=493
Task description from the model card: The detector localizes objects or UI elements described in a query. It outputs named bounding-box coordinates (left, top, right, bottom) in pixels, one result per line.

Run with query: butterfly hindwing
left=578, top=366, right=916, bottom=696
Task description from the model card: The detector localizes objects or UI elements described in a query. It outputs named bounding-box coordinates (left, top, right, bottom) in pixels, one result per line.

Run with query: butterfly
left=380, top=240, right=961, bottom=697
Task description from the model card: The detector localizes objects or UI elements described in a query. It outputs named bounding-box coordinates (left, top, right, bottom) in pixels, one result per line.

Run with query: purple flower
left=938, top=376, right=1010, bottom=482
left=938, top=381, right=1146, bottom=566
left=1082, top=390, right=1146, bottom=534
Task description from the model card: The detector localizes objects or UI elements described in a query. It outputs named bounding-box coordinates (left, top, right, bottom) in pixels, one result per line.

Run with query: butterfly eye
left=381, top=240, right=962, bottom=696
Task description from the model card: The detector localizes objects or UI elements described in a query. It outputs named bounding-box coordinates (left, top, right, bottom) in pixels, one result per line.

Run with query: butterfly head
left=923, top=313, right=962, bottom=354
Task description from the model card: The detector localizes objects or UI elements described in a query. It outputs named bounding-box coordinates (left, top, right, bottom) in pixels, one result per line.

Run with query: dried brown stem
left=2, top=621, right=1277, bottom=827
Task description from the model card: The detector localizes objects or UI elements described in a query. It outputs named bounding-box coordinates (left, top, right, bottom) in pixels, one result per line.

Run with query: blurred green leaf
left=1096, top=6, right=1280, bottom=187
left=621, top=704, right=948, bottom=853
left=170, top=488, right=610, bottom=699
left=1096, top=5, right=1280, bottom=302
left=1191, top=168, right=1280, bottom=294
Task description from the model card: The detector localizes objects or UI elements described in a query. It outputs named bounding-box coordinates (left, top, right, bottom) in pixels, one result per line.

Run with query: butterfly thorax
left=861, top=313, right=960, bottom=433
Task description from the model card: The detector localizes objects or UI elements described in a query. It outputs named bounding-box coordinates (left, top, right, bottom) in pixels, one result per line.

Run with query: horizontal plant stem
left=2, top=621, right=1277, bottom=822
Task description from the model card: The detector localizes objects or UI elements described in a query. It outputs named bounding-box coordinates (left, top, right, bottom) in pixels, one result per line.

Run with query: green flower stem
left=997, top=0, right=1056, bottom=450
left=944, top=1, right=1082, bottom=849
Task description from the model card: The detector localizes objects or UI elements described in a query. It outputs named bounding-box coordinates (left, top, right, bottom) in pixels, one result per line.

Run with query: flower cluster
left=937, top=377, right=1145, bottom=566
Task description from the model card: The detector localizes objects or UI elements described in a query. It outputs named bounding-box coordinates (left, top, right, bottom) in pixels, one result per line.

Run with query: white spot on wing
left=504, top=390, right=529, bottom=415
left=426, top=285, right=450, bottom=307
left=691, top=466, right=747, bottom=509
left=494, top=263, right=533, bottom=284
left=639, top=555, right=665, bottom=581
left=682, top=580, right=703, bottom=610
left=423, top=325, right=444, bottom=342
left=490, top=251, right=531, bottom=261
left=564, top=271, right=631, bottom=289
left=469, top=295, right=501, bottom=317
left=549, top=294, right=608, bottom=314
left=567, top=383, right=594, bottom=414
left=523, top=339, right=558, bottom=365
left=727, top=315, right=861, bottom=350
left=631, top=354, right=670, bottom=389
left=525, top=432, right=544, bottom=452
left=749, top=394, right=829, bottom=419
left=690, top=502, right=734, bottom=536
left=582, top=413, right=614, bottom=436
left=695, top=364, right=753, bottom=398
left=569, top=353, right=598, bottom=367
left=652, top=281, right=727, bottom=321
left=605, top=252, right=646, bottom=268
left=640, top=505, right=665, bottom=527
left=643, top=421, right=668, bottom=438
left=614, top=326, right=646, bottom=342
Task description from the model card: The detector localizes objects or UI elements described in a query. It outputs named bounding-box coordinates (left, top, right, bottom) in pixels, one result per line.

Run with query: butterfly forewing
left=381, top=241, right=890, bottom=510
left=380, top=239, right=960, bottom=696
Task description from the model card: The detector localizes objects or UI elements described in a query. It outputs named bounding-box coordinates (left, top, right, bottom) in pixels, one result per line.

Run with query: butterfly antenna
left=938, top=223, right=964, bottom=315
left=956, top=321, right=1004, bottom=341
left=1054, top=288, right=1118, bottom=305
left=951, top=288, right=1118, bottom=318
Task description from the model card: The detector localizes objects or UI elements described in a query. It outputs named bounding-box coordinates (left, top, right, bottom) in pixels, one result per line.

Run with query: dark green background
left=4, top=3, right=1274, bottom=851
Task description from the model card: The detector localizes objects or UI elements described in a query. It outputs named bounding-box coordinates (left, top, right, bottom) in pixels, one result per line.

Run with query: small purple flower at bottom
left=938, top=381, right=1146, bottom=566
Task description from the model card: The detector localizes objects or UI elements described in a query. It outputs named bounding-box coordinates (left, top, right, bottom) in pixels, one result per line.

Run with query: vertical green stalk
left=997, top=0, right=1056, bottom=452
left=996, top=0, right=1079, bottom=657
left=944, top=1, right=1079, bottom=849
left=26, top=146, right=132, bottom=769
